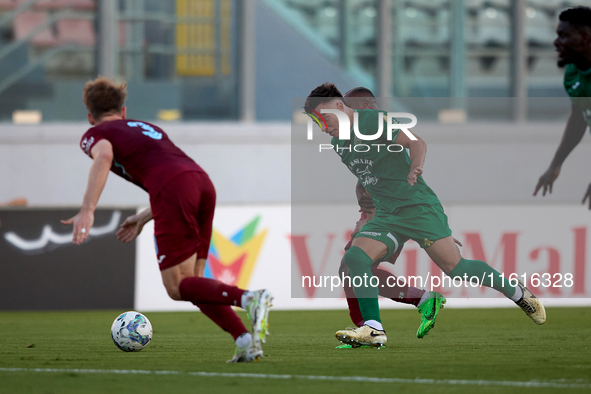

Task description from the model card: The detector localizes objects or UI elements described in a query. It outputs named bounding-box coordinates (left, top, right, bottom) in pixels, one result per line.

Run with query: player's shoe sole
left=416, top=291, right=446, bottom=338
left=226, top=341, right=263, bottom=363
left=335, top=343, right=381, bottom=349
left=515, top=281, right=546, bottom=325
left=335, top=325, right=387, bottom=348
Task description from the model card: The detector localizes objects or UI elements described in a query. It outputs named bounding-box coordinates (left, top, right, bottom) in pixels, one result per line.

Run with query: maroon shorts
left=150, top=171, right=216, bottom=271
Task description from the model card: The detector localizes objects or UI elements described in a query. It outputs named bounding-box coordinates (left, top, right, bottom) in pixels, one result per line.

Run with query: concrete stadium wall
left=0, top=121, right=589, bottom=207
left=0, top=122, right=290, bottom=206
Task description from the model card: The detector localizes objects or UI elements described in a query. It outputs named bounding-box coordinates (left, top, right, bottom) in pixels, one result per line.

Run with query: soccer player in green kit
left=338, top=87, right=453, bottom=341
left=305, top=83, right=546, bottom=348
left=534, top=7, right=591, bottom=207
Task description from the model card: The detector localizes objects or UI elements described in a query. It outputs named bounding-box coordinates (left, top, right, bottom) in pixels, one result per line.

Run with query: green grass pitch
left=0, top=307, right=590, bottom=394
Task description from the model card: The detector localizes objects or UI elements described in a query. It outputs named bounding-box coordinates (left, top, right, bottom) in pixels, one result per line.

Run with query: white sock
left=417, top=291, right=431, bottom=307
left=364, top=320, right=383, bottom=331
left=235, top=332, right=251, bottom=348
left=510, top=286, right=523, bottom=302
left=240, top=291, right=253, bottom=309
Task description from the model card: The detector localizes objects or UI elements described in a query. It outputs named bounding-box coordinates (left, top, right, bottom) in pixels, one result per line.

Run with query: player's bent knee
left=164, top=284, right=183, bottom=301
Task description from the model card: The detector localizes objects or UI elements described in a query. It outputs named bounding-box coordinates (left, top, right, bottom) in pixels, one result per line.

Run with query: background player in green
left=534, top=6, right=591, bottom=208
left=305, top=83, right=546, bottom=348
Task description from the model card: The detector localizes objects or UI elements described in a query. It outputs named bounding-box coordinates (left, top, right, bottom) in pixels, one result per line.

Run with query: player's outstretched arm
left=61, top=139, right=114, bottom=244
left=116, top=207, right=153, bottom=243
left=395, top=130, right=426, bottom=186
left=534, top=105, right=587, bottom=196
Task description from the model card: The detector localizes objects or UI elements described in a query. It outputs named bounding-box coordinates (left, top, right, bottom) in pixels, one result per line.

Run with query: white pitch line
left=0, top=368, right=590, bottom=389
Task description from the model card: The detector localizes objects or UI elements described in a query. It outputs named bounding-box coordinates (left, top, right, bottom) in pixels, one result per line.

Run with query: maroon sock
left=196, top=304, right=248, bottom=340
left=179, top=277, right=246, bottom=306
left=372, top=268, right=425, bottom=307
left=405, top=286, right=427, bottom=307
left=344, top=279, right=364, bottom=327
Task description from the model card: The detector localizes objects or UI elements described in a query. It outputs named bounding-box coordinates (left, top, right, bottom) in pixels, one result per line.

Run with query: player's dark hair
left=83, top=76, right=127, bottom=120
left=304, top=82, right=345, bottom=110
left=344, top=86, right=375, bottom=98
left=559, top=6, right=591, bottom=29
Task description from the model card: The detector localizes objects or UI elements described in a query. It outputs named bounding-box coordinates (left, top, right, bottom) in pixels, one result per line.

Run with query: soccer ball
left=110, top=311, right=153, bottom=352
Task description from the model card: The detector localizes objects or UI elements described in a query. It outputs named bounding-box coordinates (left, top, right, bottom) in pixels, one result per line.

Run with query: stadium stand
left=0, top=0, right=15, bottom=10
left=14, top=11, right=59, bottom=46
left=56, top=18, right=94, bottom=46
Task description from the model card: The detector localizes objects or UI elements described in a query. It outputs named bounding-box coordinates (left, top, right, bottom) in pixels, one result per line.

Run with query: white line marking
left=0, top=368, right=589, bottom=389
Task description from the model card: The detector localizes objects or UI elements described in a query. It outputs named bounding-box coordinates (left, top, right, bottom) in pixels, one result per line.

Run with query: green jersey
left=332, top=109, right=441, bottom=214
left=564, top=63, right=591, bottom=128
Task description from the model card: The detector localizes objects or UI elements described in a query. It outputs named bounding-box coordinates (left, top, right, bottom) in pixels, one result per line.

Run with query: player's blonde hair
left=83, top=76, right=127, bottom=120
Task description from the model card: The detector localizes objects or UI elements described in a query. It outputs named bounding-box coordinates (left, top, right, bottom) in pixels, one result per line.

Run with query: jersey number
left=127, top=121, right=162, bottom=140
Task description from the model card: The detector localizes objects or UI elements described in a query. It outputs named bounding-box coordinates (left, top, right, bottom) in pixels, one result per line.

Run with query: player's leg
left=339, top=257, right=365, bottom=328
left=193, top=173, right=272, bottom=360
left=372, top=250, right=429, bottom=306
left=160, top=255, right=260, bottom=362
left=426, top=236, right=546, bottom=325
left=336, top=237, right=388, bottom=347
left=191, top=258, right=257, bottom=363
left=153, top=172, right=272, bottom=361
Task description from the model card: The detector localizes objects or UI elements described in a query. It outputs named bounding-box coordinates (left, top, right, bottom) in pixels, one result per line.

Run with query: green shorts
left=354, top=203, right=452, bottom=258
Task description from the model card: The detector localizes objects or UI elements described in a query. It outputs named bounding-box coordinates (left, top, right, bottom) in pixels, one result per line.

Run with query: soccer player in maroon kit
left=62, top=77, right=273, bottom=362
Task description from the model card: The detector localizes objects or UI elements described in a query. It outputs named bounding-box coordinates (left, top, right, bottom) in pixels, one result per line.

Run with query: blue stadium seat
left=527, top=0, right=563, bottom=18
left=434, top=7, right=450, bottom=45
left=315, top=3, right=339, bottom=45
left=474, top=5, right=510, bottom=45
left=465, top=0, right=485, bottom=10
left=399, top=6, right=434, bottom=45
left=525, top=6, right=555, bottom=47
left=353, top=4, right=376, bottom=45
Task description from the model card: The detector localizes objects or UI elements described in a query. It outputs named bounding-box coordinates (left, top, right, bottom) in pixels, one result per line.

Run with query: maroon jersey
left=80, top=119, right=202, bottom=195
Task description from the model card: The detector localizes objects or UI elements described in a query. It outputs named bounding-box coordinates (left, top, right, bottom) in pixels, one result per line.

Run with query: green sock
left=448, top=258, right=516, bottom=298
left=344, top=246, right=380, bottom=323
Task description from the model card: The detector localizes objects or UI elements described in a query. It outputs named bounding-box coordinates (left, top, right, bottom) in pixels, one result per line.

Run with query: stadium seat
left=0, top=0, right=15, bottom=10
left=483, top=0, right=509, bottom=12
left=475, top=6, right=510, bottom=45
left=16, top=0, right=94, bottom=10
left=16, top=0, right=62, bottom=10
left=56, top=18, right=94, bottom=46
left=61, top=0, right=95, bottom=11
left=118, top=21, right=128, bottom=47
left=353, top=4, right=375, bottom=45
left=13, top=11, right=59, bottom=46
left=561, top=0, right=581, bottom=9
left=525, top=6, right=555, bottom=47
left=315, top=4, right=338, bottom=45
left=399, top=7, right=434, bottom=45
left=405, top=0, right=448, bottom=17
left=434, top=7, right=450, bottom=45
left=528, top=0, right=563, bottom=14
left=465, top=0, right=485, bottom=9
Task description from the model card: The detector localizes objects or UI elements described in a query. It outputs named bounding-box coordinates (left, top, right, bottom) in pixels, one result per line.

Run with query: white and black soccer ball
left=110, top=311, right=153, bottom=352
